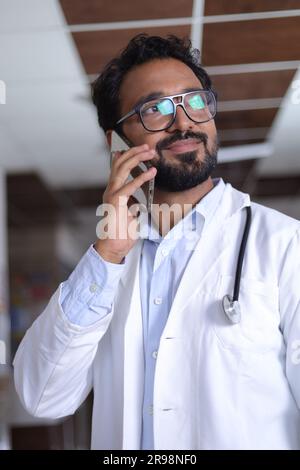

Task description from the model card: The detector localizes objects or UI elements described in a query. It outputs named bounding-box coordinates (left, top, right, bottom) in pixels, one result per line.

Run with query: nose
left=167, top=103, right=194, bottom=133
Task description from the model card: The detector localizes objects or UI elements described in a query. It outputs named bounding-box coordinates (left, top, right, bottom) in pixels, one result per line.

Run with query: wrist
left=94, top=242, right=125, bottom=264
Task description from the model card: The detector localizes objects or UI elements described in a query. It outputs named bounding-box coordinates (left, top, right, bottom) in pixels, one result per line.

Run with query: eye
left=143, top=103, right=160, bottom=115
left=157, top=99, right=173, bottom=115
left=188, top=94, right=206, bottom=110
left=142, top=99, right=173, bottom=116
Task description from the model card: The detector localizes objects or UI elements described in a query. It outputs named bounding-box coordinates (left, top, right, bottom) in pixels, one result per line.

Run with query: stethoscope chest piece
left=222, top=295, right=241, bottom=324
left=222, top=205, right=252, bottom=324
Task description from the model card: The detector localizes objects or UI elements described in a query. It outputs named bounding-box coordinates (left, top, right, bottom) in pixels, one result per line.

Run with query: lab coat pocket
left=212, top=275, right=281, bottom=353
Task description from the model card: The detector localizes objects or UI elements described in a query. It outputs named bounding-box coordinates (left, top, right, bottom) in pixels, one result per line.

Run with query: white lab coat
left=14, top=182, right=300, bottom=449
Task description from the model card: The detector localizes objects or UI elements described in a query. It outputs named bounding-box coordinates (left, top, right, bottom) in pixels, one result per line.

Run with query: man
left=14, top=35, right=300, bottom=450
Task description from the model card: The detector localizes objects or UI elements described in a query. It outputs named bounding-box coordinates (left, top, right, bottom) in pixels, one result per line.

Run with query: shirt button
left=149, top=405, right=153, bottom=416
left=89, top=283, right=98, bottom=293
left=152, top=350, right=158, bottom=359
left=161, top=248, right=168, bottom=257
left=154, top=297, right=162, bottom=305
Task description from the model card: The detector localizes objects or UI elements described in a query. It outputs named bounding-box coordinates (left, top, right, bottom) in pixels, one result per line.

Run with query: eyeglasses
left=116, top=89, right=217, bottom=132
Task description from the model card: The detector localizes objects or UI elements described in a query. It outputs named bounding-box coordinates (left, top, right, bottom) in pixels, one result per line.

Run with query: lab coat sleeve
left=279, top=227, right=300, bottom=409
left=13, top=247, right=125, bottom=419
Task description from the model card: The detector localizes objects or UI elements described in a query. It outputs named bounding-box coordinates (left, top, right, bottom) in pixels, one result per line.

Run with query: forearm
left=13, top=284, right=114, bottom=419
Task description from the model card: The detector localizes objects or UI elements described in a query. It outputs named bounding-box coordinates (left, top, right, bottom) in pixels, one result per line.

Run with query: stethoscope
left=222, top=205, right=252, bottom=324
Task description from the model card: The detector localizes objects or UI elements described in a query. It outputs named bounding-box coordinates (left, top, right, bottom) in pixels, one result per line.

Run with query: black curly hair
left=91, top=34, right=213, bottom=133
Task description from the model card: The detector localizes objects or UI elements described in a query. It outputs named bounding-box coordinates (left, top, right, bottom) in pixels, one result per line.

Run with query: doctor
left=14, top=34, right=300, bottom=450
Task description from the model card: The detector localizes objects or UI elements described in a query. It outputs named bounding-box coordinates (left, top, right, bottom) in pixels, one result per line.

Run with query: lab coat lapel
left=167, top=184, right=250, bottom=321
left=119, top=239, right=145, bottom=449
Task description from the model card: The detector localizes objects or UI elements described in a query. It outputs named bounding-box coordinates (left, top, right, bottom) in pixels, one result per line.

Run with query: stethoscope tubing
left=222, top=205, right=252, bottom=324
left=232, top=205, right=252, bottom=302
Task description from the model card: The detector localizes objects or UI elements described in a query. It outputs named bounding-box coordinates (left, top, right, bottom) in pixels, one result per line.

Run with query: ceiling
left=1, top=0, right=300, bottom=223
left=59, top=0, right=300, bottom=170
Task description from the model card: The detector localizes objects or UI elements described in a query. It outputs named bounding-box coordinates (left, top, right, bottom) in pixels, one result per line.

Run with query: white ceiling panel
left=0, top=0, right=64, bottom=32
left=0, top=30, right=84, bottom=82
left=257, top=67, right=300, bottom=176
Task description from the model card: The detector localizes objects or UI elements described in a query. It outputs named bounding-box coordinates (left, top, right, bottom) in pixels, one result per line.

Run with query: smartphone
left=110, top=130, right=155, bottom=212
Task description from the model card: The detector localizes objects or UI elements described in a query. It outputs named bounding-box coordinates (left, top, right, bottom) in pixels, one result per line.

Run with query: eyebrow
left=133, top=87, right=203, bottom=109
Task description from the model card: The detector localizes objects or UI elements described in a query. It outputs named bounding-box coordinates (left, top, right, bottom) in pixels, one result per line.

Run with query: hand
left=95, top=144, right=157, bottom=263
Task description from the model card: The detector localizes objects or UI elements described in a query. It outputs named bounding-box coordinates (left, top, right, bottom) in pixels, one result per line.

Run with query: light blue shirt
left=60, top=177, right=226, bottom=449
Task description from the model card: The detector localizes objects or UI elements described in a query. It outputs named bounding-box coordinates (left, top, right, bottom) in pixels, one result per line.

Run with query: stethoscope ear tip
left=222, top=295, right=241, bottom=324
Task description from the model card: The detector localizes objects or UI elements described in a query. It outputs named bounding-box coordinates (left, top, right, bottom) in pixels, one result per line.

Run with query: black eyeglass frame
left=115, top=89, right=217, bottom=132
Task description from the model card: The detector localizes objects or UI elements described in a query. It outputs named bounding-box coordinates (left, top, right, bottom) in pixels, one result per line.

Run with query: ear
left=106, top=130, right=113, bottom=148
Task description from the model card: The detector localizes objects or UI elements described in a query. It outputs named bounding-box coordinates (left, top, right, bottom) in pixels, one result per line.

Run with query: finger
left=110, top=150, right=124, bottom=165
left=116, top=167, right=157, bottom=198
left=113, top=150, right=155, bottom=183
left=109, top=150, right=155, bottom=190
left=111, top=144, right=149, bottom=170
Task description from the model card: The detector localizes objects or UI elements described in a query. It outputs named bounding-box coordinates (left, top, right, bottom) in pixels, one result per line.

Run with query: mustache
left=156, top=130, right=208, bottom=153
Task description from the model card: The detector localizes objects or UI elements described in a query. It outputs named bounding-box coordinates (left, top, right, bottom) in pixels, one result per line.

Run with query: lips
left=166, top=138, right=202, bottom=153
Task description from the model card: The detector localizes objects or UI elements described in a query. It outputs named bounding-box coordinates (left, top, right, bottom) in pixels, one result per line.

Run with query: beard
left=152, top=130, right=219, bottom=192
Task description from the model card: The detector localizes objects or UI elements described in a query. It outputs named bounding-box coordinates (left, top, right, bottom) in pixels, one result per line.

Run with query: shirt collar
left=144, top=177, right=226, bottom=243
left=193, top=177, right=225, bottom=227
